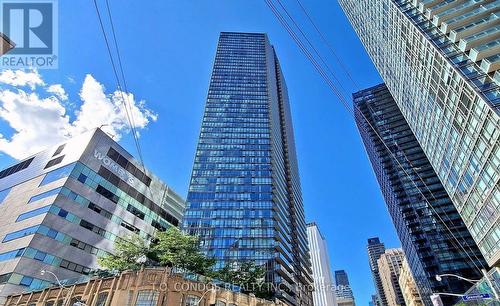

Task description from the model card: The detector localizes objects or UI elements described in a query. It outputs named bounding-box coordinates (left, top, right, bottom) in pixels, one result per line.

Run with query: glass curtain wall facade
left=355, top=84, right=487, bottom=305
left=182, top=32, right=312, bottom=306
left=334, top=270, right=355, bottom=305
left=339, top=0, right=500, bottom=266
left=335, top=270, right=350, bottom=287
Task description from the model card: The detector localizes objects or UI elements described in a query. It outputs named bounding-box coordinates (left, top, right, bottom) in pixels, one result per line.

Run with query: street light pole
left=41, top=270, right=64, bottom=287
left=40, top=270, right=70, bottom=306
left=435, top=274, right=480, bottom=284
left=435, top=271, right=500, bottom=303
left=195, top=288, right=216, bottom=306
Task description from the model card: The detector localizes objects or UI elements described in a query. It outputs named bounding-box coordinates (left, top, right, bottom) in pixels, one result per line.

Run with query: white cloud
left=47, top=84, right=68, bottom=100
left=0, top=69, right=44, bottom=89
left=0, top=70, right=158, bottom=160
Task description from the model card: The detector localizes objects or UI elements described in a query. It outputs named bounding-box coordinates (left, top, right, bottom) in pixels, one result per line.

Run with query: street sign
left=462, top=293, right=492, bottom=301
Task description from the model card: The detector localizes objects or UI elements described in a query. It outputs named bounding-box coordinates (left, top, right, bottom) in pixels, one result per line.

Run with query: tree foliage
left=153, top=227, right=215, bottom=275
left=99, top=229, right=273, bottom=298
left=98, top=233, right=151, bottom=272
left=98, top=227, right=214, bottom=275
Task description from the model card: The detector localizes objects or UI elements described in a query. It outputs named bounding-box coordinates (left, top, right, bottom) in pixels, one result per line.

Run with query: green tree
left=153, top=227, right=215, bottom=275
left=98, top=228, right=215, bottom=275
left=98, top=234, right=152, bottom=272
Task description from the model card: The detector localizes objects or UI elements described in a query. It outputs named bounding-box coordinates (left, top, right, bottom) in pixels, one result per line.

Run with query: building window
left=125, top=290, right=135, bottom=306
left=3, top=225, right=39, bottom=242
left=45, top=301, right=55, bottom=306
left=20, top=276, right=33, bottom=286
left=70, top=297, right=83, bottom=306
left=40, top=163, right=75, bottom=186
left=135, top=290, right=159, bottom=306
left=59, top=259, right=91, bottom=275
left=57, top=208, right=69, bottom=218
left=0, top=273, right=11, bottom=284
left=151, top=220, right=167, bottom=231
left=121, top=221, right=139, bottom=234
left=127, top=204, right=145, bottom=220
left=44, top=155, right=65, bottom=169
left=95, top=292, right=108, bottom=306
left=0, top=157, right=34, bottom=180
left=0, top=248, right=24, bottom=262
left=53, top=144, right=65, bottom=157
left=28, top=187, right=62, bottom=204
left=183, top=295, right=199, bottom=306
left=33, top=250, right=47, bottom=261
left=96, top=185, right=119, bottom=204
left=0, top=187, right=11, bottom=204
left=107, top=147, right=152, bottom=186
left=88, top=202, right=112, bottom=220
left=16, top=205, right=51, bottom=222
left=77, top=173, right=87, bottom=184
left=215, top=301, right=226, bottom=306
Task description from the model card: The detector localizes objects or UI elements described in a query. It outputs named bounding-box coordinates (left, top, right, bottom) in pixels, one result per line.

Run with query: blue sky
left=0, top=1, right=402, bottom=303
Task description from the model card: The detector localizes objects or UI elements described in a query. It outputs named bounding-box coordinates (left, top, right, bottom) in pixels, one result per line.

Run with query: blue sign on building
left=462, top=293, right=492, bottom=301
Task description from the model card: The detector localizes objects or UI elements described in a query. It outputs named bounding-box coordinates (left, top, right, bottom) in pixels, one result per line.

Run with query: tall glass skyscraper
left=367, top=237, right=388, bottom=306
left=339, top=0, right=500, bottom=266
left=334, top=270, right=355, bottom=306
left=335, top=270, right=350, bottom=287
left=355, top=84, right=487, bottom=305
left=182, top=32, right=312, bottom=306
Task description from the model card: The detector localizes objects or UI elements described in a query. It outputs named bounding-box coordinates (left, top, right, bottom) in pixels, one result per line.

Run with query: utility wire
left=93, top=0, right=146, bottom=170
left=273, top=0, right=350, bottom=98
left=294, top=0, right=360, bottom=90
left=279, top=0, right=486, bottom=272
left=94, top=0, right=173, bottom=238
left=265, top=0, right=485, bottom=273
left=369, top=106, right=485, bottom=268
left=104, top=0, right=144, bottom=167
left=372, top=106, right=485, bottom=269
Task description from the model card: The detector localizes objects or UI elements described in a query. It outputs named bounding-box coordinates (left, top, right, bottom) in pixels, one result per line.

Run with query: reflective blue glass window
left=3, top=225, right=40, bottom=242
left=0, top=248, right=24, bottom=262
left=0, top=188, right=11, bottom=204
left=46, top=228, right=58, bottom=239
left=57, top=209, right=68, bottom=218
left=77, top=173, right=87, bottom=184
left=39, top=163, right=75, bottom=186
left=33, top=250, right=47, bottom=261
left=16, top=205, right=51, bottom=222
left=28, top=187, right=62, bottom=204
left=19, top=276, right=33, bottom=286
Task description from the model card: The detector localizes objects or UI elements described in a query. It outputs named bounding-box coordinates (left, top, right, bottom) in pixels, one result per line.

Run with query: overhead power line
left=92, top=0, right=145, bottom=169
left=294, top=0, right=360, bottom=90
left=264, top=0, right=486, bottom=272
